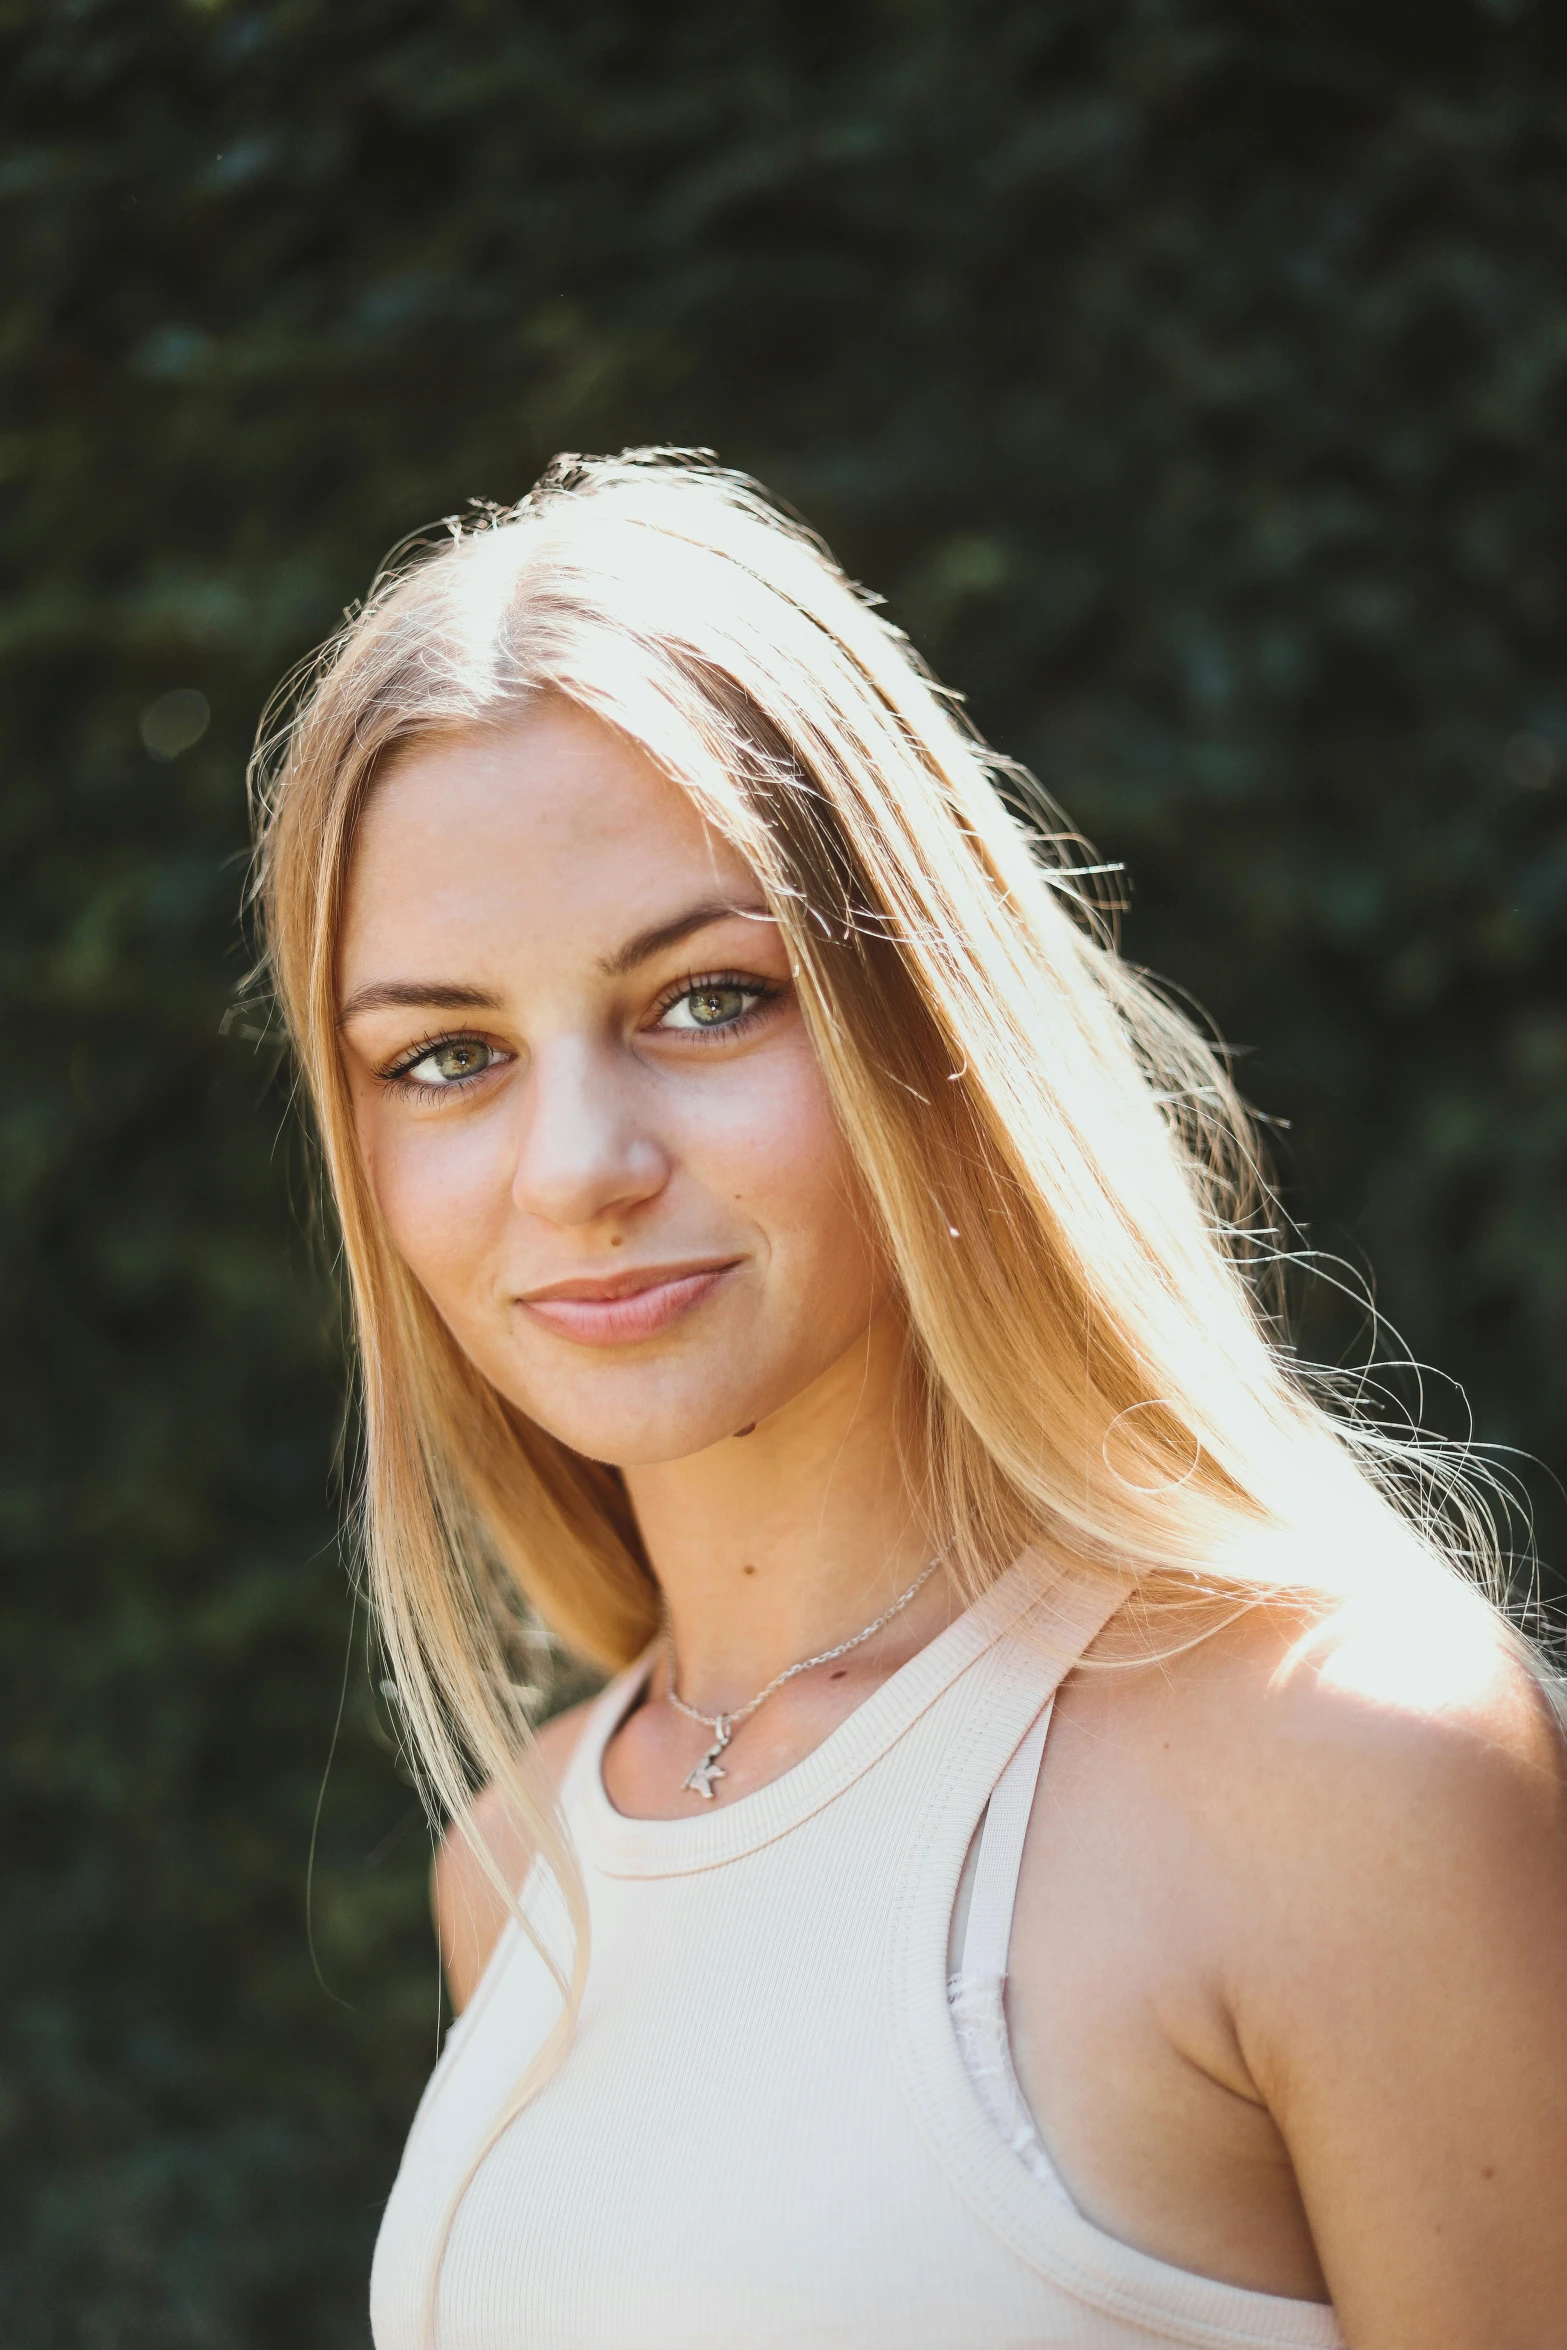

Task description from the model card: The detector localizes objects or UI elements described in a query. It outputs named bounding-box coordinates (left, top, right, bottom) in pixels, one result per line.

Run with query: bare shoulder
left=1079, top=1563, right=1567, bottom=1924
left=432, top=1697, right=596, bottom=2013
left=1176, top=1568, right=1561, bottom=1856
left=1175, top=1570, right=1567, bottom=2337
left=1039, top=1562, right=1567, bottom=2334
left=1047, top=1554, right=1567, bottom=2099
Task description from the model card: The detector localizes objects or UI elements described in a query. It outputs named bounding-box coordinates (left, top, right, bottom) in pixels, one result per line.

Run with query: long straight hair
left=250, top=447, right=1526, bottom=2176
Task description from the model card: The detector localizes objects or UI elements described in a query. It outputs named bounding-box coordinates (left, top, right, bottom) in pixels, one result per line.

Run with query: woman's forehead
left=340, top=706, right=766, bottom=994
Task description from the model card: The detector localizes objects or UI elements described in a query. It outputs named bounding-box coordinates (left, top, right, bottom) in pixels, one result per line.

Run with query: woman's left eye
left=395, top=1038, right=500, bottom=1087
left=656, top=983, right=766, bottom=1035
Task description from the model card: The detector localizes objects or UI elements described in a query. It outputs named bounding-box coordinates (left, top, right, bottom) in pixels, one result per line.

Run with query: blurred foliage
left=3, top=0, right=1565, bottom=2341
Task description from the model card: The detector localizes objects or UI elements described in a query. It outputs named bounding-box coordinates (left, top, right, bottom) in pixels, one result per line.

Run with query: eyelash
left=375, top=973, right=783, bottom=1096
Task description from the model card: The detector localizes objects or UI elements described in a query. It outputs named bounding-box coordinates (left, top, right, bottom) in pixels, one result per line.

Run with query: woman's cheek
left=703, top=1041, right=876, bottom=1288
left=368, top=1109, right=513, bottom=1308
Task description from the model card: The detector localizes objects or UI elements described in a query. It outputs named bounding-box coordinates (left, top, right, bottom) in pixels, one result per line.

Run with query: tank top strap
left=953, top=1567, right=1129, bottom=1976
left=957, top=1698, right=1056, bottom=1977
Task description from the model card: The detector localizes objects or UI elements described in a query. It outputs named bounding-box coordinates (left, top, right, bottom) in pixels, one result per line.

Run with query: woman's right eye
left=388, top=1037, right=500, bottom=1089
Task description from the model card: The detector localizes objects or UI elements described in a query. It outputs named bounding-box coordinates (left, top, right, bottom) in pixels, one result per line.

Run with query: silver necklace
left=663, top=1553, right=947, bottom=1800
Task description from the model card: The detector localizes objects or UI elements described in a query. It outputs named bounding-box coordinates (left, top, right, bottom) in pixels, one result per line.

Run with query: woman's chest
left=376, top=1857, right=1101, bottom=2350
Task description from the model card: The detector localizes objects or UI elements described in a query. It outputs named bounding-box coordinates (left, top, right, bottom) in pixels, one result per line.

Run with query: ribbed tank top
left=371, top=1559, right=1344, bottom=2349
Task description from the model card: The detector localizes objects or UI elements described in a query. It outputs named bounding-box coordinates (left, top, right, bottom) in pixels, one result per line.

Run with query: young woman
left=253, top=451, right=1567, bottom=2349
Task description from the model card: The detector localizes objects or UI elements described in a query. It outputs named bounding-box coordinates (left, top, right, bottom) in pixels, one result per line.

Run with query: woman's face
left=337, top=698, right=893, bottom=1467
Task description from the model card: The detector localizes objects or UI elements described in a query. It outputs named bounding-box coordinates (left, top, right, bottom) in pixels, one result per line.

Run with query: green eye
left=660, top=984, right=756, bottom=1032
left=399, top=1038, right=496, bottom=1085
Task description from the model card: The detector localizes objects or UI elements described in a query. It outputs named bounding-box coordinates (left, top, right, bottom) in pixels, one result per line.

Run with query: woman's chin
left=514, top=1387, right=782, bottom=1471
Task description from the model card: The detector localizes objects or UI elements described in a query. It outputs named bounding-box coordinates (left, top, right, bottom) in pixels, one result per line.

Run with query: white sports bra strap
left=957, top=1694, right=1056, bottom=1978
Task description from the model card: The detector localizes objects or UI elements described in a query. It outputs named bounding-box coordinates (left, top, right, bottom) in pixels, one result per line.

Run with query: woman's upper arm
left=1237, top=1611, right=1567, bottom=2348
left=431, top=1698, right=595, bottom=2013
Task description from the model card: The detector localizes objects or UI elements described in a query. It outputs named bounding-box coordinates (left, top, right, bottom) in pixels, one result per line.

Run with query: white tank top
left=371, top=1559, right=1344, bottom=2349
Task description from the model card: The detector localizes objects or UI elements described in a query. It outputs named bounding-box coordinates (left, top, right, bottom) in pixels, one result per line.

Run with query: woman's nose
left=509, top=1038, right=670, bottom=1231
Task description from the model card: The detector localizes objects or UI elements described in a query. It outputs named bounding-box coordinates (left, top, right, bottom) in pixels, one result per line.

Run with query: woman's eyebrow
left=338, top=903, right=774, bottom=1023
left=599, top=898, right=772, bottom=978
left=338, top=979, right=501, bottom=1027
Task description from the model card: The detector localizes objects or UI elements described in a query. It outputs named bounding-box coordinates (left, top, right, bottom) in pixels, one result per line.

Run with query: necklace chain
left=663, top=1549, right=948, bottom=1798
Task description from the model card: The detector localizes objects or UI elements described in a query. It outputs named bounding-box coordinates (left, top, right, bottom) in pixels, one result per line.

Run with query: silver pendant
left=682, top=1714, right=731, bottom=1800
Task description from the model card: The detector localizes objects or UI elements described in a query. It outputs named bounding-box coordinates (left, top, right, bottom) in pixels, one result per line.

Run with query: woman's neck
left=621, top=1305, right=949, bottom=1712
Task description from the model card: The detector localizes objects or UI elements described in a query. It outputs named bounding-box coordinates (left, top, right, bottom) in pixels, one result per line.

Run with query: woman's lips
left=518, top=1262, right=738, bottom=1346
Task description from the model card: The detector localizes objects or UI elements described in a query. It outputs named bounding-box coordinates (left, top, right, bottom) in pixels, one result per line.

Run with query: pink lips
left=518, top=1261, right=738, bottom=1346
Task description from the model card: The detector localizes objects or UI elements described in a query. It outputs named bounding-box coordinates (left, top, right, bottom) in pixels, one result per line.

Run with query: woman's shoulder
left=1054, top=1552, right=1567, bottom=2092
left=1079, top=1558, right=1564, bottom=1904
left=1155, top=1565, right=1567, bottom=2325
left=432, top=1697, right=597, bottom=2013
left=1018, top=1555, right=1567, bottom=2325
left=1160, top=1565, right=1560, bottom=1847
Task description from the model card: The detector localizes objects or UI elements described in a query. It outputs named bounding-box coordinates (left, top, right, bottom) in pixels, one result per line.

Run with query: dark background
left=4, top=1, right=1565, bottom=2341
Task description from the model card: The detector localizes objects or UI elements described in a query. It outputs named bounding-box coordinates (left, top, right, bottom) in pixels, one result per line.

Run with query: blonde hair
left=249, top=450, right=1523, bottom=2220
